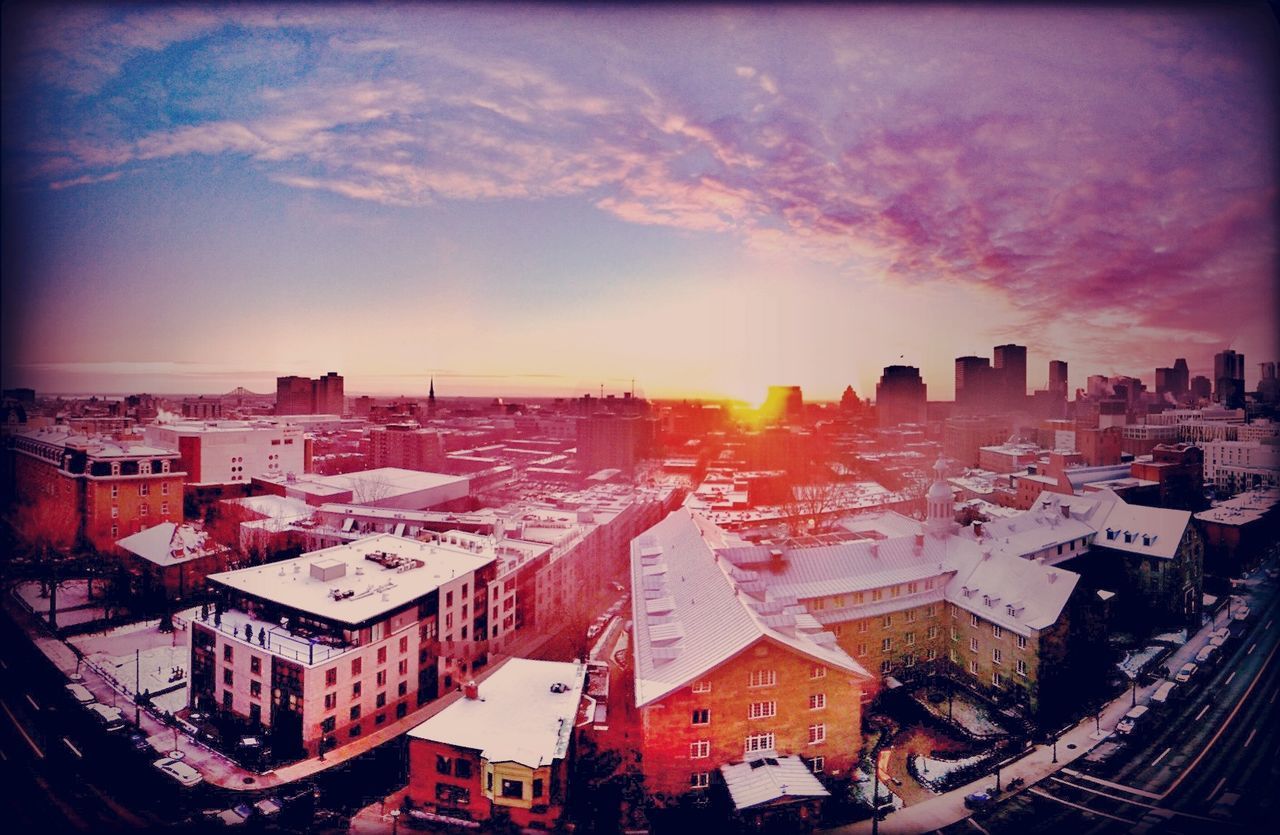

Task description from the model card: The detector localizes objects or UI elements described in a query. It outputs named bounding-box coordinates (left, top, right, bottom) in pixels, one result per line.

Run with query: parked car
left=1174, top=662, right=1198, bottom=683
left=1194, top=645, right=1218, bottom=665
left=87, top=703, right=126, bottom=732
left=963, top=791, right=992, bottom=810
left=1116, top=705, right=1149, bottom=735
left=65, top=683, right=96, bottom=705
left=208, top=804, right=253, bottom=826
left=153, top=756, right=203, bottom=787
left=1150, top=681, right=1177, bottom=706
left=1233, top=605, right=1251, bottom=621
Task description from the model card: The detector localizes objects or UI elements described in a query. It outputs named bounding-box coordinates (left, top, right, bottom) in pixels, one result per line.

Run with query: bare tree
left=11, top=491, right=78, bottom=628
left=780, top=478, right=843, bottom=538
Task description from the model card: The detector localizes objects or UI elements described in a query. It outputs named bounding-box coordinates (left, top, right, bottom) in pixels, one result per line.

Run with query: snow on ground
left=915, top=692, right=1008, bottom=738
left=13, top=579, right=113, bottom=625
left=851, top=765, right=905, bottom=811
left=1151, top=629, right=1188, bottom=645
left=1117, top=645, right=1165, bottom=676
left=912, top=752, right=987, bottom=780
left=72, top=620, right=191, bottom=714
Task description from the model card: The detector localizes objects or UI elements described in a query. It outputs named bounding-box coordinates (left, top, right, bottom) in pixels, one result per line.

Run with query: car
left=1209, top=791, right=1242, bottom=820
left=1174, top=662, right=1198, bottom=683
left=253, top=798, right=282, bottom=818
left=212, top=804, right=253, bottom=826
left=65, top=683, right=96, bottom=705
left=153, top=756, right=203, bottom=787
left=127, top=731, right=152, bottom=753
left=963, top=791, right=992, bottom=810
left=1150, top=681, right=1177, bottom=706
left=1194, top=645, right=1218, bottom=665
left=1233, top=605, right=1251, bottom=621
left=1116, top=705, right=1148, bottom=735
left=87, top=703, right=126, bottom=732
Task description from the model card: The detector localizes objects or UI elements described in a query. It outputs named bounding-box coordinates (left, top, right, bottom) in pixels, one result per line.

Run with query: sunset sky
left=2, top=4, right=1276, bottom=402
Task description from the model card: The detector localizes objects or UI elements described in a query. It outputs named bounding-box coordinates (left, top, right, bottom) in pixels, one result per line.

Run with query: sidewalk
left=830, top=573, right=1271, bottom=835
left=5, top=585, right=569, bottom=793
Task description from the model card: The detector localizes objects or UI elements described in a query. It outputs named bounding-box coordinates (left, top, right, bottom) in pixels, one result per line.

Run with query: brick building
left=9, top=427, right=185, bottom=551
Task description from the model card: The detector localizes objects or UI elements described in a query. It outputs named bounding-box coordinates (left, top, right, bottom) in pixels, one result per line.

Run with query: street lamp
left=389, top=809, right=400, bottom=835
left=870, top=733, right=890, bottom=835
left=1051, top=736, right=1058, bottom=764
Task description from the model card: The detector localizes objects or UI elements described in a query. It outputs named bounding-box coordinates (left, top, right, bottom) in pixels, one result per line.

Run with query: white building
left=189, top=533, right=496, bottom=758
left=144, top=420, right=307, bottom=486
left=1204, top=440, right=1280, bottom=494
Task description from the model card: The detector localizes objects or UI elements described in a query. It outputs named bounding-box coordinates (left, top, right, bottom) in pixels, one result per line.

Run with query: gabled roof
left=116, top=522, right=225, bottom=567
left=1094, top=501, right=1191, bottom=559
left=631, top=510, right=869, bottom=708
left=946, top=551, right=1079, bottom=634
left=720, top=751, right=830, bottom=810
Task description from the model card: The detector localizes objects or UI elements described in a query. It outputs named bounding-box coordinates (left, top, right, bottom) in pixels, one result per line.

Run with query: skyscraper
left=276, top=372, right=345, bottom=415
left=1048, top=360, right=1068, bottom=398
left=1213, top=349, right=1245, bottom=408
left=955, top=356, right=994, bottom=411
left=876, top=365, right=928, bottom=426
left=993, top=344, right=1027, bottom=408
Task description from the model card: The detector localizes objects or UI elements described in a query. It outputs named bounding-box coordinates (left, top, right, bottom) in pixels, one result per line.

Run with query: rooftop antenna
left=600, top=383, right=604, bottom=398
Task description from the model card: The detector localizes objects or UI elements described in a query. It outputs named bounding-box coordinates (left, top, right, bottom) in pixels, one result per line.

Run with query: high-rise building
left=276, top=372, right=345, bottom=416
left=955, top=356, right=995, bottom=411
left=369, top=423, right=445, bottom=472
left=1048, top=360, right=1068, bottom=398
left=1213, top=350, right=1245, bottom=409
left=876, top=365, right=928, bottom=426
left=1156, top=358, right=1190, bottom=399
left=1258, top=362, right=1279, bottom=405
left=993, top=344, right=1027, bottom=408
left=760, top=385, right=804, bottom=424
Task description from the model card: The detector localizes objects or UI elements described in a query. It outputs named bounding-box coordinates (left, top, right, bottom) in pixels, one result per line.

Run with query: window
left=858, top=620, right=869, bottom=634
left=882, top=615, right=892, bottom=628
left=352, top=658, right=362, bottom=676
left=321, top=716, right=336, bottom=733
left=971, top=613, right=980, bottom=627
left=139, top=483, right=150, bottom=497
left=812, top=598, right=825, bottom=610
left=808, top=724, right=826, bottom=744
left=376, top=671, right=387, bottom=686
left=905, top=609, right=917, bottom=623
left=880, top=660, right=892, bottom=675
left=748, top=701, right=776, bottom=719
left=350, top=705, right=362, bottom=721
left=690, top=772, right=710, bottom=789
left=324, top=693, right=337, bottom=710
left=993, top=625, right=1003, bottom=639
left=690, top=740, right=710, bottom=759
left=905, top=632, right=916, bottom=646
left=501, top=779, right=523, bottom=799
left=927, top=648, right=937, bottom=661
left=857, top=643, right=868, bottom=656
left=398, top=659, right=408, bottom=676
left=992, top=648, right=1003, bottom=665
left=907, top=582, right=919, bottom=594
left=927, top=626, right=938, bottom=640
left=1016, top=659, right=1028, bottom=676
left=951, top=627, right=960, bottom=641
left=377, top=647, right=387, bottom=665
left=376, top=692, right=386, bottom=708
left=399, top=636, right=409, bottom=654
left=807, top=756, right=825, bottom=774
left=882, top=638, right=893, bottom=652
left=810, top=665, right=826, bottom=679
left=250, top=657, right=261, bottom=675
left=223, top=645, right=233, bottom=662
left=891, top=585, right=901, bottom=598
left=970, top=637, right=979, bottom=652
left=853, top=592, right=864, bottom=604
left=222, top=668, right=234, bottom=686
left=871, top=589, right=882, bottom=602
left=456, top=760, right=472, bottom=780
left=691, top=708, right=710, bottom=725
left=992, top=672, right=1003, bottom=687
left=436, top=754, right=451, bottom=775
left=744, top=733, right=775, bottom=754
left=1017, top=635, right=1028, bottom=650
left=969, top=660, right=979, bottom=674
left=352, top=682, right=362, bottom=699
left=161, top=482, right=169, bottom=495
left=249, top=680, right=261, bottom=698
left=809, top=693, right=826, bottom=710
left=222, top=690, right=233, bottom=709
left=111, top=484, right=119, bottom=499
left=398, top=681, right=408, bottom=697
left=139, top=504, right=148, bottom=517
left=325, top=668, right=338, bottom=687
left=376, top=713, right=386, bottom=725
left=111, top=525, right=118, bottom=538
left=925, top=604, right=937, bottom=617
left=748, top=670, right=776, bottom=688
left=249, top=703, right=261, bottom=724
left=692, top=680, right=711, bottom=694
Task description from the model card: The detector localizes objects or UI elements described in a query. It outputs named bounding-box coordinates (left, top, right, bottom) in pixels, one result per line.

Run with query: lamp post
left=389, top=809, right=400, bottom=835
left=134, top=648, right=141, bottom=727
left=1130, top=674, right=1138, bottom=708
left=1052, top=736, right=1058, bottom=764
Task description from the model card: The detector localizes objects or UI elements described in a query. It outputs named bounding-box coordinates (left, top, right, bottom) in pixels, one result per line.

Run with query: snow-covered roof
left=407, top=658, right=585, bottom=769
left=207, top=534, right=492, bottom=626
left=630, top=510, right=870, bottom=709
left=256, top=468, right=468, bottom=501
left=117, top=522, right=225, bottom=567
left=720, top=752, right=830, bottom=810
left=1094, top=501, right=1191, bottom=560
left=1195, top=488, right=1280, bottom=526
left=946, top=551, right=1080, bottom=634
left=224, top=494, right=312, bottom=520
left=835, top=510, right=922, bottom=539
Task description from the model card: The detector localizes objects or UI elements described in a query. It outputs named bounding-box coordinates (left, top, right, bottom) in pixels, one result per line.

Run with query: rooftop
left=720, top=752, right=830, bottom=811
left=207, top=534, right=493, bottom=626
left=407, top=658, right=586, bottom=769
left=116, top=522, right=226, bottom=567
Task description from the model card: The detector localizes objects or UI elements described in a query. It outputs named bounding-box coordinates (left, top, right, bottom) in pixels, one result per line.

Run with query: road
left=940, top=571, right=1280, bottom=834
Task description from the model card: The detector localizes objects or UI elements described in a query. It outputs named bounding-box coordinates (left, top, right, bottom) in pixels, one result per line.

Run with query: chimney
left=1061, top=504, right=1070, bottom=519
left=463, top=680, right=479, bottom=700
left=869, top=542, right=879, bottom=559
left=973, top=522, right=983, bottom=538
left=914, top=533, right=925, bottom=552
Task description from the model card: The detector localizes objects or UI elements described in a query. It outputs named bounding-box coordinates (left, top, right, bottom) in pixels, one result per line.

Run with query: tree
left=11, top=491, right=78, bottom=629
left=780, top=478, right=844, bottom=538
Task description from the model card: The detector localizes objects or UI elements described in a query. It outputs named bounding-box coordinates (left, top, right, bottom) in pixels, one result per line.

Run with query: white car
left=65, top=683, right=96, bottom=705
left=153, top=756, right=203, bottom=787
left=1233, top=605, right=1251, bottom=621
left=1174, top=662, right=1198, bottom=683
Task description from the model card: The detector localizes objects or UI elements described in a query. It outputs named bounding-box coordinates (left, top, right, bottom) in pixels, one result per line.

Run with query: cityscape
left=1, top=4, right=1278, bottom=835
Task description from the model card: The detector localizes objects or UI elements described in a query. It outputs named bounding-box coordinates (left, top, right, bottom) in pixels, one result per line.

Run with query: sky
left=2, top=3, right=1276, bottom=403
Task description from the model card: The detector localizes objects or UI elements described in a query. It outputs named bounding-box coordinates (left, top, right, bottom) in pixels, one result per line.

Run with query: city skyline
left=3, top=4, right=1277, bottom=401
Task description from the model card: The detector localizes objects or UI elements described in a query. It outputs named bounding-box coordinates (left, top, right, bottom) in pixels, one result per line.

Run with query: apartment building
left=9, top=427, right=185, bottom=550
left=630, top=509, right=871, bottom=801
left=144, top=420, right=309, bottom=487
left=369, top=423, right=446, bottom=472
left=406, top=658, right=588, bottom=829
left=189, top=534, right=494, bottom=758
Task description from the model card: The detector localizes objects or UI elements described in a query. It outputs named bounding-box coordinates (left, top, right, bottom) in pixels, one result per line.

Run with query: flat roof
left=207, top=534, right=493, bottom=626
left=408, top=658, right=586, bottom=768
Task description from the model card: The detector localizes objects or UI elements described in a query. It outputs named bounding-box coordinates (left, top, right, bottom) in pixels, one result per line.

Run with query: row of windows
left=109, top=502, right=170, bottom=518
left=949, top=649, right=1028, bottom=677
left=109, top=482, right=170, bottom=499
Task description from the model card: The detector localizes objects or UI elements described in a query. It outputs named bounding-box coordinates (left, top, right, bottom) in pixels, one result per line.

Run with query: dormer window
left=161, top=460, right=170, bottom=473
left=1105, top=528, right=1115, bottom=540
left=110, top=461, right=121, bottom=476
left=139, top=461, right=151, bottom=475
